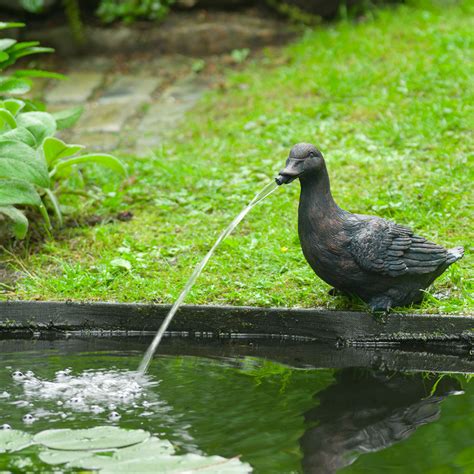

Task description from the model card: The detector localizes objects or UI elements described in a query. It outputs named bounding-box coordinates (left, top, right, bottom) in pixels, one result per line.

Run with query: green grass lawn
left=2, top=0, right=472, bottom=313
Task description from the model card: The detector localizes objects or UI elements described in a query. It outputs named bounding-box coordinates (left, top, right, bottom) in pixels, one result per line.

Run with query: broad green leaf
left=115, top=437, right=175, bottom=458
left=110, top=258, right=132, bottom=272
left=53, top=106, right=83, bottom=130
left=53, top=154, right=127, bottom=177
left=0, top=22, right=25, bottom=31
left=20, top=0, right=46, bottom=13
left=0, top=39, right=16, bottom=51
left=0, top=205, right=29, bottom=238
left=0, top=429, right=33, bottom=453
left=6, top=41, right=40, bottom=52
left=44, top=188, right=62, bottom=225
left=0, top=127, right=37, bottom=147
left=0, top=179, right=42, bottom=207
left=82, top=453, right=252, bottom=473
left=34, top=427, right=150, bottom=451
left=0, top=108, right=17, bottom=129
left=16, top=111, right=56, bottom=144
left=3, top=98, right=25, bottom=116
left=15, top=46, right=54, bottom=59
left=42, top=137, right=84, bottom=166
left=40, top=437, right=174, bottom=468
left=0, top=51, right=8, bottom=63
left=0, top=77, right=32, bottom=95
left=39, top=449, right=90, bottom=466
left=14, top=69, right=67, bottom=81
left=0, top=140, right=49, bottom=187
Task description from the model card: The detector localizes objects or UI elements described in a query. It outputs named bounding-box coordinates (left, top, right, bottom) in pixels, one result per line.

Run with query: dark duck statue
left=276, top=143, right=464, bottom=311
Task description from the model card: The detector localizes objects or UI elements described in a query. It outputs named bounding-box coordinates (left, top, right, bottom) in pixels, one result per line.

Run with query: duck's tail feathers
left=447, top=246, right=464, bottom=264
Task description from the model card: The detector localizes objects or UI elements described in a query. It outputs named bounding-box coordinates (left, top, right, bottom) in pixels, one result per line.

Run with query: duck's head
left=275, top=143, right=325, bottom=185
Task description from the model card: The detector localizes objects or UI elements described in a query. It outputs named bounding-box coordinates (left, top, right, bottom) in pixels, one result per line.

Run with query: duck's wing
left=348, top=216, right=449, bottom=277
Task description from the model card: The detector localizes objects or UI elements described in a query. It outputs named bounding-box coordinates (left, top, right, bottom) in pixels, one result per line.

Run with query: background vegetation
left=1, top=0, right=472, bottom=313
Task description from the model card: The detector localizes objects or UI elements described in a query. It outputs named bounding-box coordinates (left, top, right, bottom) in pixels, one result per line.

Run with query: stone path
left=36, top=54, right=215, bottom=154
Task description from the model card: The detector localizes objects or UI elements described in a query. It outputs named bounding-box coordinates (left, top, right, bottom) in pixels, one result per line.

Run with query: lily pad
left=34, top=426, right=149, bottom=451
left=98, top=454, right=252, bottom=473
left=0, top=429, right=33, bottom=453
left=73, top=452, right=251, bottom=473
left=65, top=437, right=176, bottom=469
left=38, top=449, right=93, bottom=466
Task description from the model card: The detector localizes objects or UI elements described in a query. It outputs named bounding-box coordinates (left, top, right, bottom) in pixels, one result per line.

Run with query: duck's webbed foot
left=328, top=287, right=349, bottom=297
left=368, top=296, right=392, bottom=321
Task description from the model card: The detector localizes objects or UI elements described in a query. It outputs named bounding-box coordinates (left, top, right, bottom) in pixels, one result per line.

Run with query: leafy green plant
left=96, top=0, right=174, bottom=24
left=0, top=22, right=126, bottom=240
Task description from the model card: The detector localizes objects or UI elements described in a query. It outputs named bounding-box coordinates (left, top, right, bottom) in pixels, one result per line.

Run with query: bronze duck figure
left=276, top=143, right=464, bottom=311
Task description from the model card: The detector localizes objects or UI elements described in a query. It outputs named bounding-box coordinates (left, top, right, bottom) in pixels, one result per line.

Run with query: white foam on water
left=10, top=368, right=158, bottom=418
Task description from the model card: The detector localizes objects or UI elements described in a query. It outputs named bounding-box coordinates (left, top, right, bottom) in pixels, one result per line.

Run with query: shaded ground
left=1, top=1, right=472, bottom=314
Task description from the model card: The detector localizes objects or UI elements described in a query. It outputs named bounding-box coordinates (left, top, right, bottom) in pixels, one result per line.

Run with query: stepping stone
left=140, top=76, right=209, bottom=129
left=99, top=76, right=161, bottom=104
left=45, top=72, right=104, bottom=103
left=72, top=132, right=120, bottom=151
left=78, top=102, right=139, bottom=133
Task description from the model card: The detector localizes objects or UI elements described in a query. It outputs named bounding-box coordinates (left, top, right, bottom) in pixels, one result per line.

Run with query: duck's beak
left=275, top=159, right=304, bottom=185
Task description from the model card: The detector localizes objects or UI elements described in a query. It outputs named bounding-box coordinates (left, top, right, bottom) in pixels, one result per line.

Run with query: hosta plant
left=0, top=22, right=126, bottom=240
left=0, top=100, right=126, bottom=239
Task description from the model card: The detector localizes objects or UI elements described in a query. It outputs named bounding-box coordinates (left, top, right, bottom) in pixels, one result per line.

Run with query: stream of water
left=138, top=181, right=279, bottom=374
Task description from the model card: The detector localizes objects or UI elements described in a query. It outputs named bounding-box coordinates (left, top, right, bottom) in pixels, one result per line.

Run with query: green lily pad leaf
left=16, top=111, right=56, bottom=144
left=50, top=437, right=174, bottom=469
left=34, top=427, right=150, bottom=451
left=0, top=429, right=34, bottom=453
left=39, top=449, right=92, bottom=466
left=0, top=205, right=29, bottom=239
left=116, top=437, right=175, bottom=459
left=98, top=454, right=252, bottom=473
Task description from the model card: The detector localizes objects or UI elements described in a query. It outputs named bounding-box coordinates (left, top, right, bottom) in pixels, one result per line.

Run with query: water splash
left=138, top=181, right=279, bottom=374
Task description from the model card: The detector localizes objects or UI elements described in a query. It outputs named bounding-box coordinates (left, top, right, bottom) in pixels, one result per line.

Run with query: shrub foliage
left=0, top=22, right=126, bottom=240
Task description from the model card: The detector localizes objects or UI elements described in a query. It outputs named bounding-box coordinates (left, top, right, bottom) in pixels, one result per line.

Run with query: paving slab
left=72, top=132, right=120, bottom=151
left=78, top=102, right=139, bottom=133
left=45, top=72, right=105, bottom=103
left=99, top=75, right=162, bottom=104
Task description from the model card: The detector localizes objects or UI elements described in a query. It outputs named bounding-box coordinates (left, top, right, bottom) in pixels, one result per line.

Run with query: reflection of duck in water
left=300, top=369, right=462, bottom=474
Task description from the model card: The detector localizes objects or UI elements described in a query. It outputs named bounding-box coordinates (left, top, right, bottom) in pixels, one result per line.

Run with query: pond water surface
left=0, top=336, right=473, bottom=473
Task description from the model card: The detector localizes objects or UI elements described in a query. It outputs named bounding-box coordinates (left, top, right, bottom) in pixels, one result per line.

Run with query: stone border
left=0, top=301, right=473, bottom=346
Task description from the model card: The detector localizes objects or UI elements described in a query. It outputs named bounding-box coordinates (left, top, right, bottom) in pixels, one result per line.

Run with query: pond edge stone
left=0, top=301, right=473, bottom=347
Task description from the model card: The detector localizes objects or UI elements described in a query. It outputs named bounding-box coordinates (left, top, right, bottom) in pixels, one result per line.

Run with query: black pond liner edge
left=0, top=301, right=473, bottom=347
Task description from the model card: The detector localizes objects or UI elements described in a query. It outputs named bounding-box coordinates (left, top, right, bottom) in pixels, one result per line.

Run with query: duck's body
left=277, top=143, right=464, bottom=311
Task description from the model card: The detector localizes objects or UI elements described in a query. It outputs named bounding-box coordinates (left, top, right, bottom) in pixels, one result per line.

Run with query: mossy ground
left=1, top=0, right=472, bottom=314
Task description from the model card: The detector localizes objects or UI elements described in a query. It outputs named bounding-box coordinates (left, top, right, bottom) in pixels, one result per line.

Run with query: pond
left=0, top=336, right=473, bottom=473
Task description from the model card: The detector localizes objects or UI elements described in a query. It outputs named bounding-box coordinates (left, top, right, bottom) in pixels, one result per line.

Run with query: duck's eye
left=309, top=152, right=316, bottom=158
